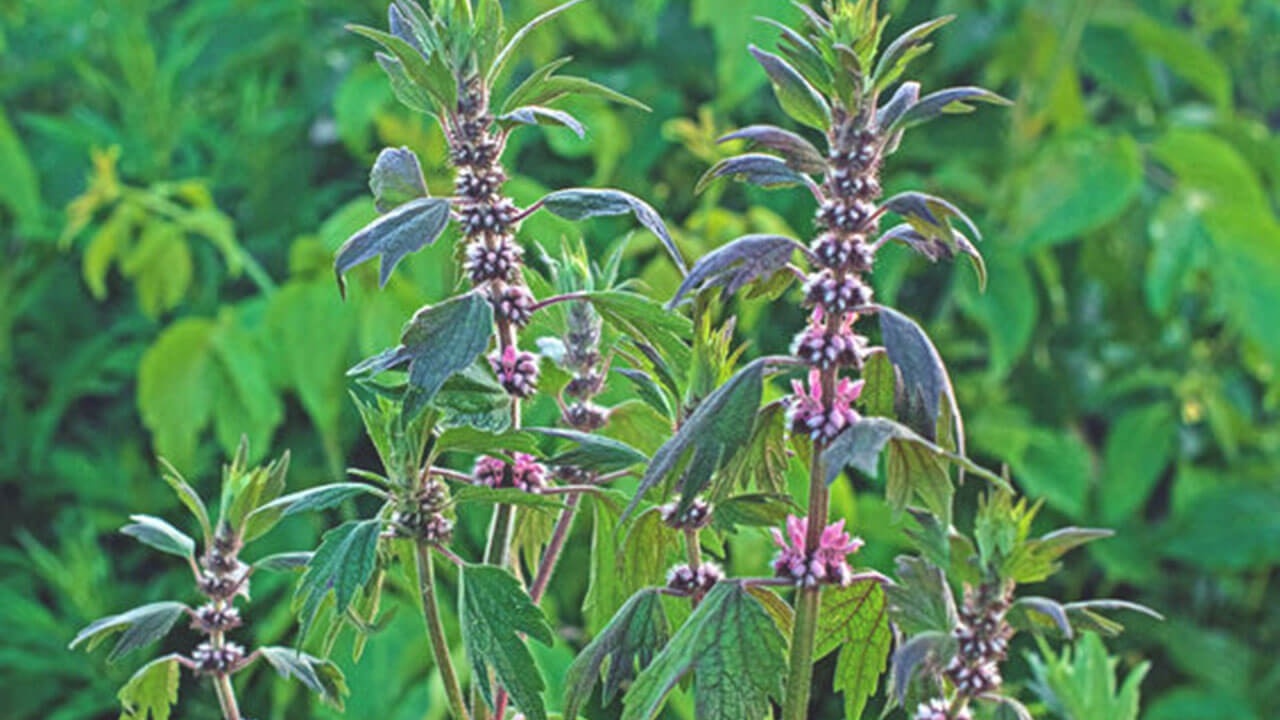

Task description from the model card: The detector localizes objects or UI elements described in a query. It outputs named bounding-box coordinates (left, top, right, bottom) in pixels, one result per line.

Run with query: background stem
left=415, top=542, right=470, bottom=720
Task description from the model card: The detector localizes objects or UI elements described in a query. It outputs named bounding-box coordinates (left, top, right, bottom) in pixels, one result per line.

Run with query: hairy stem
left=416, top=542, right=471, bottom=720
left=530, top=493, right=581, bottom=604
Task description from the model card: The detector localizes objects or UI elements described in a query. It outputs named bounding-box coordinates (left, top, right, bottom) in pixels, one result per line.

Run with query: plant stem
left=530, top=493, right=581, bottom=604
left=213, top=672, right=241, bottom=720
left=415, top=541, right=471, bottom=720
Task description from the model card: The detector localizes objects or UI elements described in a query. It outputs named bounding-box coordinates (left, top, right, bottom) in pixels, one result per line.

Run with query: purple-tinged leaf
left=982, top=695, right=1035, bottom=720
left=333, top=196, right=451, bottom=297
left=878, top=306, right=963, bottom=446
left=872, top=16, right=954, bottom=90
left=887, top=630, right=954, bottom=706
left=755, top=17, right=833, bottom=95
left=876, top=81, right=920, bottom=133
left=498, top=106, right=585, bottom=138
left=881, top=223, right=987, bottom=289
left=70, top=601, right=189, bottom=663
left=749, top=45, right=831, bottom=131
left=717, top=125, right=826, bottom=173
left=882, top=191, right=982, bottom=241
left=369, top=147, right=428, bottom=213
left=822, top=416, right=1003, bottom=488
left=893, top=85, right=1011, bottom=129
left=816, top=579, right=892, bottom=720
left=696, top=153, right=809, bottom=195
left=1012, top=596, right=1074, bottom=638
left=540, top=189, right=685, bottom=273
left=669, top=234, right=802, bottom=307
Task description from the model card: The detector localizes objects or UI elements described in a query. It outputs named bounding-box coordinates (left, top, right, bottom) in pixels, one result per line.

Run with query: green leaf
left=878, top=307, right=962, bottom=445
left=487, top=0, right=586, bottom=87
left=349, top=292, right=494, bottom=417
left=893, top=86, right=1011, bottom=129
left=505, top=73, right=649, bottom=114
left=579, top=290, right=692, bottom=372
left=748, top=45, right=831, bottom=131
left=453, top=484, right=568, bottom=512
left=138, top=318, right=217, bottom=469
left=0, top=108, right=41, bottom=234
left=246, top=482, right=382, bottom=538
left=117, top=654, right=181, bottom=720
left=369, top=146, right=428, bottom=213
left=717, top=125, right=826, bottom=173
left=69, top=601, right=189, bottom=663
left=884, top=556, right=956, bottom=637
left=669, top=234, right=802, bottom=307
left=1099, top=403, right=1175, bottom=524
left=500, top=56, right=574, bottom=112
left=696, top=153, right=809, bottom=194
left=1026, top=633, right=1149, bottom=720
left=718, top=401, right=791, bottom=495
left=539, top=189, right=685, bottom=273
left=872, top=15, right=953, bottom=90
left=374, top=52, right=435, bottom=115
left=564, top=589, right=670, bottom=718
left=260, top=646, right=350, bottom=709
left=885, top=436, right=953, bottom=522
left=822, top=416, right=1002, bottom=490
left=253, top=551, right=313, bottom=572
left=622, top=583, right=787, bottom=720
left=120, top=515, right=195, bottom=559
left=158, top=459, right=212, bottom=545
left=498, top=106, right=586, bottom=139
left=536, top=428, right=648, bottom=473
left=295, top=520, right=382, bottom=636
left=816, top=580, right=892, bottom=720
left=460, top=564, right=554, bottom=720
left=626, top=359, right=765, bottom=520
left=859, top=350, right=895, bottom=418
left=1004, top=526, right=1113, bottom=584
left=348, top=23, right=455, bottom=110
left=582, top=493, right=625, bottom=634
left=710, top=493, right=798, bottom=533
left=120, top=220, right=193, bottom=318
left=333, top=196, right=452, bottom=294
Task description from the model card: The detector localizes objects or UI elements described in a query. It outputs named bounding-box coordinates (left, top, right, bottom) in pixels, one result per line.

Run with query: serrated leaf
left=369, top=146, right=428, bottom=213
left=539, top=189, right=684, bottom=273
left=349, top=292, right=494, bottom=417
left=260, top=646, right=350, bottom=708
left=626, top=359, right=765, bottom=520
left=885, top=436, right=953, bottom=522
left=460, top=564, right=554, bottom=720
left=669, top=234, right=802, bottom=307
left=621, top=583, right=787, bottom=720
left=564, top=589, right=670, bottom=718
left=717, top=125, right=826, bottom=173
left=117, top=654, right=181, bottom=720
left=69, top=602, right=188, bottom=663
left=816, top=580, right=892, bottom=720
left=576, top=290, right=691, bottom=373
left=333, top=196, right=452, bottom=294
left=294, top=520, right=381, bottom=636
left=748, top=45, right=831, bottom=131
left=710, top=493, right=798, bottom=534
left=1004, top=527, right=1113, bottom=583
left=718, top=401, right=790, bottom=495
left=536, top=427, right=648, bottom=473
left=499, top=106, right=586, bottom=138
left=884, top=556, right=956, bottom=637
left=893, top=86, right=1011, bottom=129
left=120, top=515, right=195, bottom=559
left=1026, top=632, right=1149, bottom=720
left=696, top=153, right=809, bottom=195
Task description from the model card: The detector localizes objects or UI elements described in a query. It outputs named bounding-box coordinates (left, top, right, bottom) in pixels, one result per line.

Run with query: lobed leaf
left=333, top=196, right=452, bottom=295
left=121, top=515, right=195, bottom=560
left=294, top=520, right=381, bottom=636
left=816, top=580, right=892, bottom=719
left=669, top=234, right=803, bottom=307
left=696, top=153, right=810, bottom=195
left=69, top=602, right=189, bottom=663
left=117, top=654, right=181, bottom=720
left=260, top=646, right=350, bottom=709
left=460, top=564, right=554, bottom=720
left=717, top=124, right=826, bottom=173
left=564, top=589, right=670, bottom=718
left=539, top=189, right=684, bottom=273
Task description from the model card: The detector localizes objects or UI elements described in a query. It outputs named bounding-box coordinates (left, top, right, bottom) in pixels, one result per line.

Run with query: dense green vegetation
left=2, top=0, right=1278, bottom=718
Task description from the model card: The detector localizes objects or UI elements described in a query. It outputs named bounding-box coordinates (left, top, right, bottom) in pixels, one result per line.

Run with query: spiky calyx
left=944, top=581, right=1015, bottom=698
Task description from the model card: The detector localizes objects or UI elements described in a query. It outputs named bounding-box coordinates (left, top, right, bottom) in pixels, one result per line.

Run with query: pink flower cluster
left=471, top=453, right=547, bottom=493
left=771, top=515, right=864, bottom=587
left=786, top=368, right=863, bottom=443
left=791, top=308, right=865, bottom=369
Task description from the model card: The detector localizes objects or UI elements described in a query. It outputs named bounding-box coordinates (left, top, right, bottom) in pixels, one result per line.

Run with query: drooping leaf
left=893, top=86, right=1011, bottom=129
left=333, top=196, right=453, bottom=294
left=120, top=515, right=195, bottom=560
left=885, top=435, right=953, bottom=522
left=717, top=125, right=826, bottom=173
left=823, top=417, right=1001, bottom=492
left=878, top=307, right=963, bottom=447
left=710, top=493, right=798, bottom=533
left=621, top=583, right=787, bottom=720
left=535, top=428, right=648, bottom=473
left=369, top=146, right=428, bottom=213
left=875, top=81, right=920, bottom=132
left=246, top=482, right=383, bottom=536
left=69, top=602, right=189, bottom=663
left=294, top=520, right=382, bottom=636
left=348, top=292, right=494, bottom=417
left=459, top=564, right=554, bottom=720
left=1009, top=596, right=1074, bottom=638
left=816, top=580, right=892, bottom=719
left=669, top=234, right=803, bottom=307
left=748, top=45, right=831, bottom=131
left=539, top=189, right=685, bottom=273
left=564, top=589, right=670, bottom=718
left=498, top=106, right=586, bottom=138
left=117, top=654, right=181, bottom=720
left=253, top=551, right=313, bottom=572
left=858, top=350, right=896, bottom=418
left=626, top=359, right=765, bottom=520
left=260, top=646, right=350, bottom=709
left=500, top=56, right=574, bottom=111
left=696, top=153, right=810, bottom=195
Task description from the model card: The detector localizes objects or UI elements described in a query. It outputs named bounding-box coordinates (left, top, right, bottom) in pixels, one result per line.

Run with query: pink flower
left=471, top=453, right=546, bottom=493
left=786, top=368, right=864, bottom=442
left=771, top=515, right=864, bottom=587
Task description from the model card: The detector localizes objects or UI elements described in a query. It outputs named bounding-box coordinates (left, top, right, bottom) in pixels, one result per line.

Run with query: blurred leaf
left=460, top=564, right=553, bottom=720
left=1099, top=403, right=1175, bottom=524
left=1026, top=633, right=1148, bottom=720
left=137, top=317, right=217, bottom=469
left=0, top=108, right=41, bottom=233
left=1011, top=132, right=1141, bottom=248
left=1162, top=487, right=1280, bottom=571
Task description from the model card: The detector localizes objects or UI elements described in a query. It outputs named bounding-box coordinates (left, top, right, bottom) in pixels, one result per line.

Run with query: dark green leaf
left=696, top=153, right=809, bottom=194
left=878, top=307, right=962, bottom=446
left=349, top=292, right=494, bottom=417
left=460, top=564, right=554, bottom=720
left=1100, top=403, right=1175, bottom=524
left=253, top=551, right=313, bottom=572
left=580, top=290, right=692, bottom=372
left=347, top=23, right=455, bottom=109
left=536, top=427, right=648, bottom=473
left=539, top=189, right=685, bottom=273
left=887, top=630, right=954, bottom=706
left=622, top=583, right=787, bottom=720
left=246, top=483, right=382, bottom=538
left=69, top=602, right=189, bottom=663
left=885, top=556, right=956, bottom=637
left=748, top=45, right=831, bottom=131
left=260, top=646, right=350, bottom=709
left=894, top=86, right=1011, bottom=129
left=564, top=589, right=670, bottom=718
left=718, top=401, right=791, bottom=495
left=500, top=56, right=574, bottom=112
left=452, top=485, right=567, bottom=512
left=294, top=520, right=381, bottom=636
left=498, top=106, right=586, bottom=138
left=369, top=146, right=428, bottom=213
left=710, top=493, right=798, bottom=533
left=117, top=654, right=181, bottom=720
left=669, top=234, right=802, bottom=307
left=374, top=52, right=435, bottom=114
left=816, top=580, right=892, bottom=719
left=333, top=196, right=452, bottom=294
left=717, top=125, right=826, bottom=173
left=885, top=436, right=952, bottom=522
left=120, top=515, right=195, bottom=559
left=1011, top=596, right=1073, bottom=638
left=875, top=81, right=920, bottom=132
left=507, top=74, right=650, bottom=112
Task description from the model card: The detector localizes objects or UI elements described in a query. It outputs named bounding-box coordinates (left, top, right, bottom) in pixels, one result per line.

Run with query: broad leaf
left=564, top=589, right=670, bottom=718
left=878, top=307, right=963, bottom=448
left=260, top=646, right=350, bottom=709
left=369, top=146, right=428, bottom=213
left=823, top=417, right=1001, bottom=491
left=710, top=493, right=798, bottom=534
left=333, top=196, right=452, bottom=295
left=294, top=520, right=381, bottom=635
left=498, top=106, right=586, bottom=138
left=374, top=52, right=435, bottom=115
left=539, top=189, right=685, bottom=273
left=748, top=45, right=831, bottom=131
left=120, top=515, right=195, bottom=560
left=893, top=86, right=1011, bottom=129
left=718, top=125, right=826, bottom=173
left=69, top=602, right=189, bottom=663
left=460, top=564, right=554, bottom=720
left=884, top=556, right=957, bottom=637
left=669, top=234, right=802, bottom=307
left=696, top=153, right=809, bottom=195
left=348, top=292, right=494, bottom=417
left=117, top=654, right=181, bottom=720
left=626, top=359, right=765, bottom=520
left=816, top=580, right=892, bottom=720
left=621, top=583, right=787, bottom=720
left=536, top=428, right=648, bottom=473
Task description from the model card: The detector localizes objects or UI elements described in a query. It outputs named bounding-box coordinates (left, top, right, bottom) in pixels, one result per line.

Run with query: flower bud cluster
left=188, top=529, right=251, bottom=677
left=944, top=581, right=1015, bottom=698
left=193, top=641, right=246, bottom=675
left=472, top=453, right=548, bottom=493
left=791, top=308, right=866, bottom=369
left=489, top=283, right=535, bottom=327
left=771, top=515, right=864, bottom=587
left=489, top=345, right=540, bottom=398
left=665, top=561, right=724, bottom=595
left=558, top=300, right=612, bottom=434
left=390, top=478, right=454, bottom=545
left=913, top=698, right=971, bottom=720
left=659, top=496, right=713, bottom=531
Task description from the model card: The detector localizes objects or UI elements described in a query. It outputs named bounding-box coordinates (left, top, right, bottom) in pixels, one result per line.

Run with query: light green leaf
left=1099, top=403, right=1176, bottom=524
left=816, top=580, right=892, bottom=720
left=138, top=317, right=218, bottom=470
left=748, top=45, right=831, bottom=131
left=120, top=515, right=195, bottom=559
left=117, top=654, right=181, bottom=720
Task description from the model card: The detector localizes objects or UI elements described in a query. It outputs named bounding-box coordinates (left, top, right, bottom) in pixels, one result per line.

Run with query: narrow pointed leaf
left=717, top=125, right=826, bottom=173
left=488, top=0, right=586, bottom=87
left=669, top=234, right=803, bottom=307
left=334, top=196, right=452, bottom=295
left=748, top=45, right=831, bottom=131
left=499, top=106, right=586, bottom=138
left=872, top=16, right=954, bottom=90
left=500, top=56, right=573, bottom=112
left=70, top=602, right=189, bottom=663
left=539, top=189, right=685, bottom=273
left=696, top=153, right=809, bottom=195
left=121, top=515, right=195, bottom=559
left=564, top=589, right=669, bottom=718
left=535, top=427, right=648, bottom=473
left=374, top=52, right=435, bottom=115
left=158, top=459, right=212, bottom=545
left=876, top=81, right=920, bottom=132
left=894, top=86, right=1012, bottom=129
left=347, top=24, right=455, bottom=110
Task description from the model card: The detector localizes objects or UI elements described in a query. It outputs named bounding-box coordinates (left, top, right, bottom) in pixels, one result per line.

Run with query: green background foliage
left=2, top=0, right=1277, bottom=717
